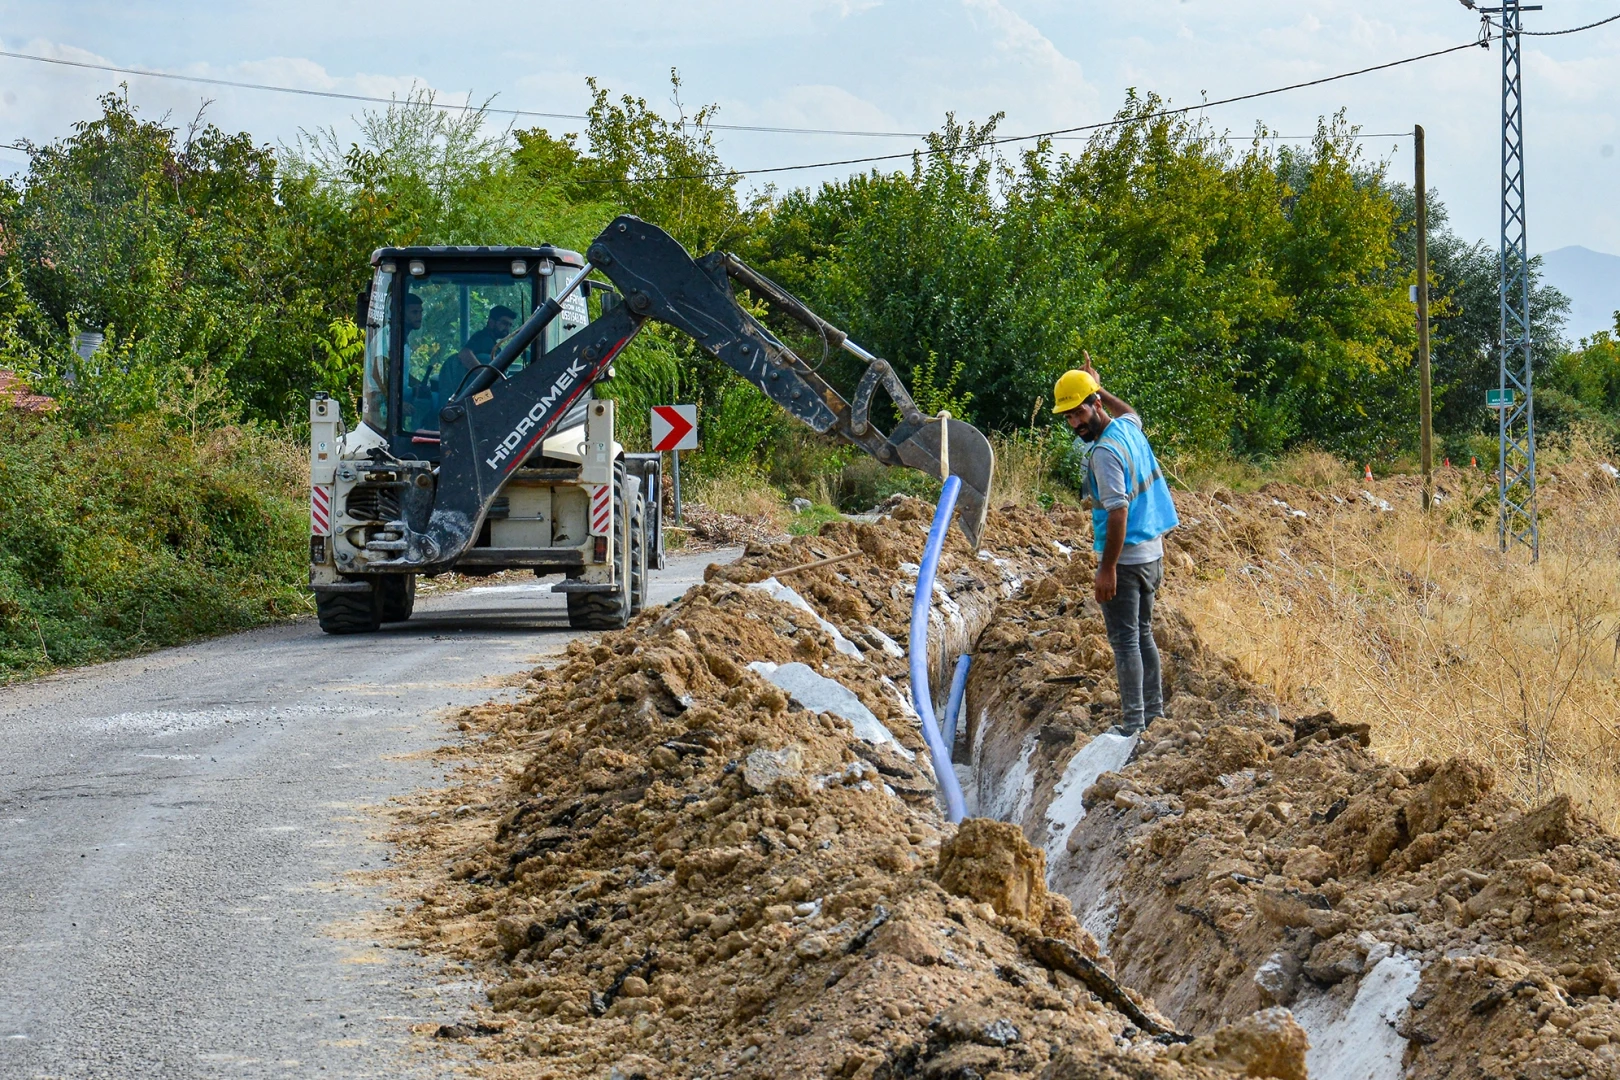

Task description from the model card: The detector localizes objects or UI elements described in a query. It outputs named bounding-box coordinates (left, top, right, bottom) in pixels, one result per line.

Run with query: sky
left=0, top=0, right=1617, bottom=257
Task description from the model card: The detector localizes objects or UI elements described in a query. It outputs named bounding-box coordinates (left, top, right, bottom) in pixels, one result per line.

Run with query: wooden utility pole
left=1416, top=124, right=1433, bottom=511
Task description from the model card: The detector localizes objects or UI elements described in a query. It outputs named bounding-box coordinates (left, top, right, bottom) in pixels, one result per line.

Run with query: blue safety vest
left=1084, top=417, right=1180, bottom=554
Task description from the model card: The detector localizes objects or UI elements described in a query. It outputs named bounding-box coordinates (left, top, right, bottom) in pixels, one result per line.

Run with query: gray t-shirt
left=1085, top=414, right=1163, bottom=565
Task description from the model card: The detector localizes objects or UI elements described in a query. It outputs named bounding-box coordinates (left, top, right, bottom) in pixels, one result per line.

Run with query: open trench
left=949, top=519, right=1620, bottom=1080
left=955, top=550, right=1412, bottom=1079
left=394, top=499, right=1620, bottom=1080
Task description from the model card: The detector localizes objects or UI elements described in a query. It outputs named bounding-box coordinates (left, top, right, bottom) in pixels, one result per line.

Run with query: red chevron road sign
left=651, top=404, right=697, bottom=452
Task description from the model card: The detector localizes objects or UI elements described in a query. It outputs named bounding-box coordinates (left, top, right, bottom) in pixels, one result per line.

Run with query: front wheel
left=378, top=574, right=415, bottom=623
left=566, top=587, right=631, bottom=630
left=316, top=581, right=380, bottom=635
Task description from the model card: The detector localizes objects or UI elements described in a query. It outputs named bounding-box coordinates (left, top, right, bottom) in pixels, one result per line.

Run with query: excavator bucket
left=894, top=418, right=995, bottom=548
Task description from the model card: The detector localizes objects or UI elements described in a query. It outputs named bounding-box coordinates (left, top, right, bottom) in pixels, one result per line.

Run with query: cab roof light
left=511, top=259, right=528, bottom=276
left=408, top=259, right=426, bottom=276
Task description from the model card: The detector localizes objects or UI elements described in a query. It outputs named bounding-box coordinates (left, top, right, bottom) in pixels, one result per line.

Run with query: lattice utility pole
left=1485, top=0, right=1541, bottom=558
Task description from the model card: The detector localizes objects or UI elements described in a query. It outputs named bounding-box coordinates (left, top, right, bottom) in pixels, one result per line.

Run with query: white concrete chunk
left=1293, top=953, right=1422, bottom=1080
left=1042, top=732, right=1139, bottom=866
left=749, top=577, right=863, bottom=658
left=748, top=661, right=903, bottom=754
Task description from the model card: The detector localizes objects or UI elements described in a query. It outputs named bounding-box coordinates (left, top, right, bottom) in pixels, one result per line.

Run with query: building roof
left=0, top=370, right=55, bottom=412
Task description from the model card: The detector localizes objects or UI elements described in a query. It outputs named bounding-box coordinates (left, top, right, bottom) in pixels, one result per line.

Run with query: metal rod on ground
left=774, top=551, right=862, bottom=577
left=672, top=449, right=683, bottom=526
left=1417, top=124, right=1433, bottom=512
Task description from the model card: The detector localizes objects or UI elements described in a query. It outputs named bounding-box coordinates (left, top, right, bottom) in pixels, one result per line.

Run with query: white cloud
left=1, top=1, right=1615, bottom=251
left=960, top=0, right=1098, bottom=124
left=725, top=83, right=903, bottom=133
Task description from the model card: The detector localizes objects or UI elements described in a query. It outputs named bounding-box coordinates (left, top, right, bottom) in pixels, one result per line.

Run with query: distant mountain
left=1538, top=246, right=1620, bottom=343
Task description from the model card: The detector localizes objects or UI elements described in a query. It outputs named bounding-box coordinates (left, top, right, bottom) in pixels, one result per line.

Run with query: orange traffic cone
left=1444, top=457, right=1451, bottom=468
left=1471, top=456, right=1478, bottom=468
left=1364, top=463, right=1374, bottom=482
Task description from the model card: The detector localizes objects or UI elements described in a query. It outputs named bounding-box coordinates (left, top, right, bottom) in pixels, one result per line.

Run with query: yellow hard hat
left=1052, top=369, right=1100, bottom=414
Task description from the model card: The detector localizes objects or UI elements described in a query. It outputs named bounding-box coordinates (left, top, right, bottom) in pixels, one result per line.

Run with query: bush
left=0, top=412, right=307, bottom=678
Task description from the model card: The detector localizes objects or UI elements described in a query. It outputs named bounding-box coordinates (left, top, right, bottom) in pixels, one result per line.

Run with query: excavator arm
left=386, top=215, right=994, bottom=571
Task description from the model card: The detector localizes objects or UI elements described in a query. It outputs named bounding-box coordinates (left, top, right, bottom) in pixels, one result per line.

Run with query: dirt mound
left=936, top=818, right=1049, bottom=922
left=1061, top=708, right=1620, bottom=1077
left=390, top=483, right=1620, bottom=1079
left=962, top=549, right=1620, bottom=1078
left=384, top=505, right=1311, bottom=1079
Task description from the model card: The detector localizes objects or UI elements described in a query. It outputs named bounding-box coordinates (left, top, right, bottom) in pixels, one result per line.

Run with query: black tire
left=566, top=464, right=632, bottom=631
left=566, top=589, right=629, bottom=630
left=316, top=581, right=380, bottom=635
left=629, top=489, right=648, bottom=615
left=378, top=574, right=416, bottom=623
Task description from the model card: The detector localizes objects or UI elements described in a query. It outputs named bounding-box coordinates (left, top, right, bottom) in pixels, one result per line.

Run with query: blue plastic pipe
left=942, top=653, right=972, bottom=751
left=910, top=474, right=968, bottom=823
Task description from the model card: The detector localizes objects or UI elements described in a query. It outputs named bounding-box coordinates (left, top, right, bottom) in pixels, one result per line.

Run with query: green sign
left=1487, top=389, right=1517, bottom=409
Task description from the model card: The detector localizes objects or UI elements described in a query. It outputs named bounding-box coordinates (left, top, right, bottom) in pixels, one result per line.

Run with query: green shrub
left=691, top=375, right=789, bottom=477
left=0, top=412, right=307, bottom=678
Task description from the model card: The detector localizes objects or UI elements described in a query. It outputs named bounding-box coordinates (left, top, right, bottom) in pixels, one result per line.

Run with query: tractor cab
left=357, top=245, right=608, bottom=460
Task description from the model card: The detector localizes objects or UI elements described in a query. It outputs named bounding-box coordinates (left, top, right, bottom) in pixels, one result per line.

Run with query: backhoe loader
left=307, top=215, right=994, bottom=633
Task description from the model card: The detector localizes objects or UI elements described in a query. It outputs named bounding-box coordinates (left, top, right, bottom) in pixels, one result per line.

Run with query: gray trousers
left=1099, top=559, right=1164, bottom=733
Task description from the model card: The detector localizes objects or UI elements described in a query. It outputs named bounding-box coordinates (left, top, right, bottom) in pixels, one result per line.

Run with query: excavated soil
left=963, top=489, right=1620, bottom=1080
left=387, top=489, right=1620, bottom=1080
left=385, top=503, right=1311, bottom=1080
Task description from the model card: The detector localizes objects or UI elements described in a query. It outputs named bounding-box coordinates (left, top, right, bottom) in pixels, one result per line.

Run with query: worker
left=1053, top=354, right=1179, bottom=736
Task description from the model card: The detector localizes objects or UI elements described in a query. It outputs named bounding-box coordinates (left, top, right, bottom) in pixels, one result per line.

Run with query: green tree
left=1383, top=182, right=1569, bottom=455
left=510, top=71, right=771, bottom=449
left=1, top=92, right=332, bottom=425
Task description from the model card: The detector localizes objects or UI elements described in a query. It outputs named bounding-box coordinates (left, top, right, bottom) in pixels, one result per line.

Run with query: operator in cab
left=1053, top=354, right=1179, bottom=737
left=457, top=305, right=518, bottom=371
left=426, top=305, right=519, bottom=404
left=416, top=305, right=519, bottom=429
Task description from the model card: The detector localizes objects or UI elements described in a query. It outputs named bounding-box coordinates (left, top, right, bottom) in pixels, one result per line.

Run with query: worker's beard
left=1079, top=411, right=1108, bottom=443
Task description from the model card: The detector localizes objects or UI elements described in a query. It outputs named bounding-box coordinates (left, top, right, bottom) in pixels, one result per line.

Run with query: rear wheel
left=565, top=582, right=631, bottom=629
left=567, top=464, right=633, bottom=631
left=316, top=580, right=380, bottom=635
left=629, top=489, right=649, bottom=615
left=378, top=574, right=416, bottom=623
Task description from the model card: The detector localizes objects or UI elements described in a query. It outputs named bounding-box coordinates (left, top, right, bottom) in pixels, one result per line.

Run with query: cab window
left=400, top=272, right=535, bottom=434
left=360, top=264, right=394, bottom=433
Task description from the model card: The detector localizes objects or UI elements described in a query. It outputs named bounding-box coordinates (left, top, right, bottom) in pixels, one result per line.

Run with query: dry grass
left=1169, top=446, right=1620, bottom=830
left=685, top=469, right=789, bottom=532
left=988, top=430, right=1080, bottom=509
left=1163, top=447, right=1358, bottom=493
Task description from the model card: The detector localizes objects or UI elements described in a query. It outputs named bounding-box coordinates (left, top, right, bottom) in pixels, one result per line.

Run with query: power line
left=0, top=35, right=1514, bottom=185
left=569, top=39, right=1493, bottom=182
left=4, top=6, right=1615, bottom=161
left=1011, top=41, right=1488, bottom=144
left=1482, top=10, right=1620, bottom=36
left=0, top=48, right=930, bottom=139
left=1078, top=131, right=1412, bottom=142
left=0, top=34, right=1474, bottom=187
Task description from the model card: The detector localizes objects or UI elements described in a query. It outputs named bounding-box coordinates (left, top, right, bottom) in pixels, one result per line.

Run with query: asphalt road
left=0, top=548, right=734, bottom=1080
